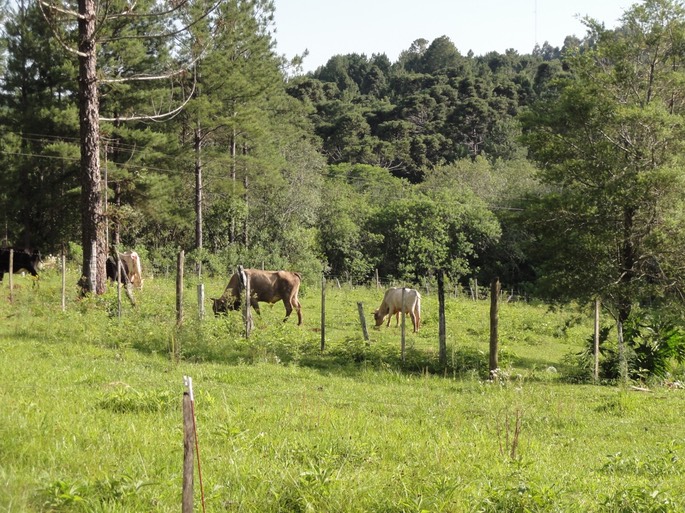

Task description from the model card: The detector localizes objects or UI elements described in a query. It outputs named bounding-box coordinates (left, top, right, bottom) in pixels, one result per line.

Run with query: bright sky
left=273, top=0, right=631, bottom=73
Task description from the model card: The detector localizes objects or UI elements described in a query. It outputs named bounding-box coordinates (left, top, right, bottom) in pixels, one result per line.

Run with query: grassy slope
left=1, top=270, right=684, bottom=512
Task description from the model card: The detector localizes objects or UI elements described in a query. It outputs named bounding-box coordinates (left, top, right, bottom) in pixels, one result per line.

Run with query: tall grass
left=1, top=270, right=684, bottom=512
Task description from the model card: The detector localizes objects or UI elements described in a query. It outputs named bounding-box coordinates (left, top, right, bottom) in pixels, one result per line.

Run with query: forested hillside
left=2, top=0, right=685, bottom=377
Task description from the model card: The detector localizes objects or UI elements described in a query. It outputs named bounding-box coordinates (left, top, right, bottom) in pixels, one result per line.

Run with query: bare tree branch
left=100, top=50, right=203, bottom=83
left=105, top=0, right=192, bottom=20
left=99, top=0, right=222, bottom=42
left=100, top=75, right=197, bottom=122
left=37, top=0, right=85, bottom=20
left=37, top=0, right=86, bottom=57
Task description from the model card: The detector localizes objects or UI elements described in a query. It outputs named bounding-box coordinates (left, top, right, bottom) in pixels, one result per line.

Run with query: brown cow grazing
left=212, top=269, right=303, bottom=325
left=374, top=287, right=421, bottom=333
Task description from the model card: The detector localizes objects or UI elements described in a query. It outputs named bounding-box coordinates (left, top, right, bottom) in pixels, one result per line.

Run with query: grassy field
left=2, top=268, right=685, bottom=512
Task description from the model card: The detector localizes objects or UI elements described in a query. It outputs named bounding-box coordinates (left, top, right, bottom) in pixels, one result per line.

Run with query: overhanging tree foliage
left=522, top=0, right=685, bottom=376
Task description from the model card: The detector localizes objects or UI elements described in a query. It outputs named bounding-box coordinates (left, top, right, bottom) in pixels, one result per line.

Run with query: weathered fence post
left=401, top=287, right=406, bottom=363
left=116, top=256, right=122, bottom=318
left=61, top=253, right=67, bottom=312
left=8, top=249, right=13, bottom=303
left=375, top=269, right=380, bottom=289
left=594, top=298, right=600, bottom=382
left=357, top=301, right=369, bottom=343
left=197, top=284, right=205, bottom=320
left=489, top=277, right=501, bottom=378
left=176, top=250, right=184, bottom=327
left=238, top=266, right=253, bottom=337
left=438, top=270, right=446, bottom=366
left=182, top=390, right=194, bottom=513
left=320, top=273, right=326, bottom=351
left=618, top=318, right=628, bottom=385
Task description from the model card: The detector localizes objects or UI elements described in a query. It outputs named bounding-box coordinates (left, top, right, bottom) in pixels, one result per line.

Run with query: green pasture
left=1, top=269, right=685, bottom=512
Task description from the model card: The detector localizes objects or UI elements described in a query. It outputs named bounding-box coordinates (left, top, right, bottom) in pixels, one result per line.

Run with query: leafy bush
left=625, top=313, right=685, bottom=379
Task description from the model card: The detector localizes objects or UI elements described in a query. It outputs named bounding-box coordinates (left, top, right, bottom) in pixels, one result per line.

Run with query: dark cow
left=106, top=256, right=130, bottom=285
left=212, top=269, right=303, bottom=325
left=0, top=248, right=40, bottom=281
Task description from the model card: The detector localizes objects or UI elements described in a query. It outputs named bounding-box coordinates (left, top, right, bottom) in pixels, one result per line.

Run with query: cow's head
left=211, top=296, right=240, bottom=315
left=373, top=309, right=385, bottom=327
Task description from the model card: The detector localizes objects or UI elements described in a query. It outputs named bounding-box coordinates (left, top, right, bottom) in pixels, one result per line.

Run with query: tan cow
left=212, top=269, right=303, bottom=325
left=118, top=251, right=144, bottom=289
left=373, top=287, right=421, bottom=333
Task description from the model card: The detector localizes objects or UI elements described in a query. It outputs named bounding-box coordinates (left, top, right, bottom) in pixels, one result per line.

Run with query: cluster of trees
left=1, top=0, right=685, bottom=375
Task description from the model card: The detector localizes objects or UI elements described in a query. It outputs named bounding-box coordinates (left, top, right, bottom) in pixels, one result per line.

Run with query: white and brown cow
left=118, top=251, right=143, bottom=289
left=212, top=269, right=303, bottom=325
left=373, top=287, right=421, bottom=333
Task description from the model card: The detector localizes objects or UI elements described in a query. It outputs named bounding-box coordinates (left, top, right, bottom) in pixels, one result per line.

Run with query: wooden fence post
left=61, top=253, right=67, bottom=312
left=197, top=284, right=205, bottom=320
left=618, top=318, right=628, bottom=385
left=438, top=270, right=446, bottom=366
left=176, top=250, right=184, bottom=327
left=237, top=265, right=253, bottom=337
left=489, top=277, right=501, bottom=378
left=182, top=391, right=194, bottom=513
left=594, top=298, right=600, bottom=382
left=401, top=287, right=406, bottom=363
left=8, top=249, right=13, bottom=303
left=116, top=257, right=122, bottom=318
left=320, top=273, right=326, bottom=351
left=357, top=301, right=369, bottom=343
left=242, top=269, right=253, bottom=338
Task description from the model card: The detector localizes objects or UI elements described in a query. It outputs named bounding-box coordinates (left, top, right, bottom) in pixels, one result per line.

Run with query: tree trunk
left=229, top=128, right=237, bottom=244
left=194, top=125, right=203, bottom=251
left=243, top=174, right=248, bottom=248
left=616, top=206, right=636, bottom=382
left=78, top=0, right=106, bottom=294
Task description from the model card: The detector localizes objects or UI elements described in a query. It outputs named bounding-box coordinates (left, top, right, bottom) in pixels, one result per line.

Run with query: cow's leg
left=415, top=307, right=421, bottom=332
left=292, top=297, right=303, bottom=325
left=283, top=299, right=293, bottom=323
left=410, top=312, right=417, bottom=332
left=251, top=299, right=261, bottom=316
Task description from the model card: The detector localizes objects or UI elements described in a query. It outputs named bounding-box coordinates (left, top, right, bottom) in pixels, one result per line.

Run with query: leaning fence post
left=357, top=301, right=369, bottom=343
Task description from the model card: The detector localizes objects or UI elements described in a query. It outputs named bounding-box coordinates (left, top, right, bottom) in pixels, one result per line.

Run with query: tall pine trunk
left=77, top=0, right=106, bottom=294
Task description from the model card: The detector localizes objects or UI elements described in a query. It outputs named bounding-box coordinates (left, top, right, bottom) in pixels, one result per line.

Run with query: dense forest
left=2, top=1, right=685, bottom=329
